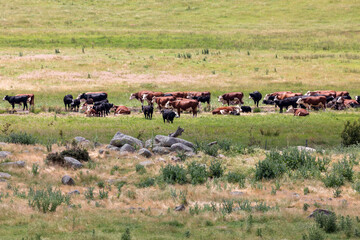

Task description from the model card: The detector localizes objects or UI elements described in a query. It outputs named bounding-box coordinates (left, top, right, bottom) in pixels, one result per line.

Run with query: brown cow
left=16, top=94, right=35, bottom=107
left=185, top=91, right=211, bottom=98
left=335, top=91, right=350, bottom=97
left=218, top=92, right=244, bottom=106
left=286, top=107, right=309, bottom=116
left=263, top=91, right=292, bottom=101
left=129, top=90, right=152, bottom=105
left=113, top=105, right=131, bottom=115
left=152, top=96, right=176, bottom=110
left=142, top=92, right=164, bottom=104
left=165, top=99, right=198, bottom=117
left=85, top=108, right=97, bottom=117
left=164, top=92, right=186, bottom=98
left=296, top=96, right=327, bottom=110
left=336, top=97, right=359, bottom=108
left=275, top=92, right=302, bottom=101
left=305, top=90, right=336, bottom=97
left=212, top=106, right=240, bottom=115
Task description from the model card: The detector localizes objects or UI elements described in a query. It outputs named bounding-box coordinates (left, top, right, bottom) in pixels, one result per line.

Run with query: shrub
left=187, top=161, right=208, bottom=185
left=302, top=226, right=325, bottom=240
left=221, top=199, right=234, bottom=214
left=253, top=107, right=261, bottom=113
left=227, top=172, right=245, bottom=187
left=61, top=147, right=90, bottom=162
left=136, top=177, right=155, bottom=188
left=323, top=171, right=344, bottom=188
left=97, top=181, right=105, bottom=188
left=352, top=181, right=360, bottom=193
left=32, top=163, right=40, bottom=176
left=176, top=151, right=187, bottom=162
left=2, top=132, right=38, bottom=145
left=45, top=152, right=65, bottom=165
left=208, top=159, right=224, bottom=178
left=28, top=187, right=70, bottom=213
left=314, top=212, right=337, bottom=233
left=323, top=158, right=353, bottom=188
left=99, top=189, right=108, bottom=199
left=304, top=187, right=310, bottom=195
left=84, top=187, right=94, bottom=200
left=161, top=164, right=188, bottom=185
left=135, top=164, right=146, bottom=174
left=255, top=154, right=286, bottom=180
left=341, top=119, right=360, bottom=146
left=121, top=228, right=131, bottom=240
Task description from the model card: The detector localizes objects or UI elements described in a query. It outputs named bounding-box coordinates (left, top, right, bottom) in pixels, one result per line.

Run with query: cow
left=63, top=94, right=73, bottom=111
left=129, top=90, right=152, bottom=105
left=3, top=95, right=29, bottom=111
left=85, top=108, right=97, bottom=117
left=161, top=109, right=179, bottom=123
left=212, top=106, right=240, bottom=115
left=263, top=91, right=292, bottom=101
left=186, top=91, right=211, bottom=98
left=297, top=96, right=327, bottom=111
left=240, top=106, right=252, bottom=113
left=152, top=96, right=176, bottom=110
left=165, top=99, right=199, bottom=117
left=249, top=91, right=262, bottom=107
left=71, top=99, right=81, bottom=112
left=218, top=92, right=244, bottom=106
left=274, top=96, right=303, bottom=113
left=335, top=91, right=350, bottom=97
left=93, top=104, right=106, bottom=117
left=336, top=97, right=360, bottom=108
left=15, top=94, right=35, bottom=108
left=274, top=92, right=303, bottom=101
left=355, top=96, right=360, bottom=103
left=113, top=105, right=131, bottom=115
left=142, top=105, right=154, bottom=119
left=305, top=90, right=336, bottom=98
left=78, top=92, right=108, bottom=102
left=93, top=99, right=109, bottom=106
left=103, top=103, right=114, bottom=116
left=262, top=99, right=275, bottom=105
left=286, top=107, right=309, bottom=116
left=190, top=95, right=211, bottom=105
left=164, top=92, right=186, bottom=98
left=142, top=92, right=164, bottom=105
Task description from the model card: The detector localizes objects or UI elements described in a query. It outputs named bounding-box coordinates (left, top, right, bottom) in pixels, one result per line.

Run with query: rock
left=138, top=148, right=152, bottom=158
left=152, top=146, right=171, bottom=155
left=94, top=142, right=101, bottom=148
left=297, top=146, right=316, bottom=153
left=23, top=150, right=30, bottom=153
left=230, top=191, right=244, bottom=196
left=98, top=149, right=104, bottom=154
left=63, top=157, right=83, bottom=169
left=293, top=193, right=300, bottom=198
left=145, top=139, right=157, bottom=149
left=170, top=143, right=194, bottom=153
left=110, top=131, right=143, bottom=148
left=0, top=151, right=11, bottom=158
left=0, top=142, right=6, bottom=146
left=154, top=135, right=194, bottom=148
left=156, top=157, right=166, bottom=163
left=174, top=204, right=185, bottom=211
left=33, top=147, right=43, bottom=151
left=308, top=209, right=334, bottom=218
left=218, top=154, right=225, bottom=158
left=139, top=160, right=154, bottom=167
left=1, top=161, right=25, bottom=168
left=0, top=172, right=11, bottom=179
left=74, top=136, right=86, bottom=142
left=170, top=156, right=181, bottom=162
left=106, top=145, right=120, bottom=151
left=120, top=144, right=135, bottom=153
left=68, top=190, right=80, bottom=195
left=62, top=175, right=75, bottom=185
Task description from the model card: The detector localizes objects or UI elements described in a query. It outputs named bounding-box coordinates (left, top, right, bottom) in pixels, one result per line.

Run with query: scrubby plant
left=341, top=118, right=360, bottom=146
left=135, top=164, right=146, bottom=174
left=323, top=157, right=353, bottom=188
left=187, top=161, right=208, bottom=185
left=221, top=199, right=234, bottom=214
left=61, top=147, right=90, bottom=162
left=84, top=187, right=94, bottom=200
left=314, top=211, right=337, bottom=233
left=97, top=181, right=105, bottom=188
left=31, top=163, right=40, bottom=176
left=2, top=132, right=38, bottom=145
left=45, top=152, right=65, bottom=165
left=121, top=228, right=131, bottom=240
left=303, top=203, right=310, bottom=211
left=304, top=187, right=310, bottom=195
left=98, top=189, right=108, bottom=199
left=28, top=187, right=70, bottom=213
left=136, top=177, right=155, bottom=188
left=302, top=225, right=325, bottom=240
left=208, top=159, right=224, bottom=178
left=176, top=151, right=187, bottom=162
left=161, top=164, right=188, bottom=185
left=226, top=172, right=245, bottom=187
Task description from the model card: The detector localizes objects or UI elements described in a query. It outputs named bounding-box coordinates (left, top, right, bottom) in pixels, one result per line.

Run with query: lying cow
left=78, top=92, right=108, bottom=102
left=63, top=94, right=73, bottom=111
left=286, top=107, right=309, bottom=116
left=113, top=105, right=131, bottom=115
left=297, top=96, right=327, bottom=111
left=336, top=97, right=359, bottom=108
left=240, top=106, right=252, bottom=113
left=212, top=106, right=240, bottom=115
left=142, top=105, right=154, bottom=119
left=161, top=109, right=179, bottom=123
left=218, top=92, right=244, bottom=106
left=165, top=99, right=199, bottom=117
left=3, top=95, right=30, bottom=111
left=249, top=91, right=262, bottom=107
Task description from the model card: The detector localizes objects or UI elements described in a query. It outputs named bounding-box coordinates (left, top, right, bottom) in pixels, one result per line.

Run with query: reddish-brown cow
left=129, top=90, right=152, bottom=105
left=152, top=96, right=176, bottom=110
left=218, top=92, right=244, bottom=106
left=142, top=92, right=164, bottom=104
left=297, top=96, right=327, bottom=110
left=305, top=90, right=336, bottom=97
left=212, top=106, right=240, bottom=115
left=113, top=105, right=131, bottom=115
left=165, top=99, right=199, bottom=117
left=275, top=92, right=302, bottom=101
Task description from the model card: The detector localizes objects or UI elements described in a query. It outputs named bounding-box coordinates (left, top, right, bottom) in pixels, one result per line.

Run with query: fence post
left=305, top=139, right=308, bottom=147
left=265, top=139, right=267, bottom=150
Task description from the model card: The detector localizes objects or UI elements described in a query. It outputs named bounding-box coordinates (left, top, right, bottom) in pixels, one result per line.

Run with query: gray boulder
left=98, top=149, right=104, bottom=154
left=120, top=144, right=135, bottom=153
left=145, top=139, right=157, bottom=149
left=152, top=146, right=171, bottom=155
left=174, top=204, right=185, bottom=211
left=138, top=148, right=152, bottom=158
left=62, top=175, right=75, bottom=185
left=297, top=146, right=316, bottom=153
left=74, top=136, right=86, bottom=142
left=110, top=131, right=143, bottom=148
left=0, top=172, right=11, bottom=179
left=64, top=157, right=83, bottom=169
left=106, top=145, right=120, bottom=151
left=68, top=190, right=80, bottom=195
left=139, top=160, right=154, bottom=167
left=1, top=161, right=25, bottom=168
left=154, top=135, right=194, bottom=148
left=170, top=143, right=194, bottom=153
left=0, top=142, right=6, bottom=146
left=0, top=151, right=11, bottom=158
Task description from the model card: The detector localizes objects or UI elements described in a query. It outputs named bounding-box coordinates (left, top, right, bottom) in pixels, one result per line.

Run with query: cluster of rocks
left=105, top=131, right=195, bottom=158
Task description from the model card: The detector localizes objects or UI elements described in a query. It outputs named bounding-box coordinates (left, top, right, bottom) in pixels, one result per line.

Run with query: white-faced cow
left=286, top=107, right=309, bottom=116
left=141, top=92, right=164, bottom=105
left=336, top=97, right=359, bottom=108
left=297, top=96, right=327, bottom=111
left=212, top=106, right=240, bottom=115
left=129, top=90, right=152, bottom=105
left=218, top=92, right=244, bottom=106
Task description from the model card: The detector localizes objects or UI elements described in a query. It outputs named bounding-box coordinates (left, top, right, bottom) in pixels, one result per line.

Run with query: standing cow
left=165, top=99, right=199, bottom=117
left=63, top=94, right=73, bottom=111
left=78, top=92, right=108, bottom=102
left=218, top=92, right=244, bottom=106
left=249, top=91, right=262, bottom=107
left=3, top=95, right=30, bottom=111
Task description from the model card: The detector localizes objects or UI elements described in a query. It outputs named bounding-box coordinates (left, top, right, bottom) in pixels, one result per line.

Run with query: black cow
left=191, top=95, right=211, bottom=105
left=262, top=99, right=275, bottom=105
left=249, top=91, right=262, bottom=107
left=103, top=103, right=113, bottom=116
left=142, top=105, right=154, bottom=120
left=161, top=109, right=178, bottom=123
left=3, top=95, right=29, bottom=110
left=71, top=99, right=81, bottom=112
left=230, top=110, right=240, bottom=115
left=78, top=92, right=107, bottom=102
left=240, top=106, right=252, bottom=113
left=93, top=99, right=109, bottom=106
left=63, top=94, right=73, bottom=111
left=355, top=96, right=359, bottom=103
left=93, top=104, right=106, bottom=117
left=274, top=96, right=303, bottom=113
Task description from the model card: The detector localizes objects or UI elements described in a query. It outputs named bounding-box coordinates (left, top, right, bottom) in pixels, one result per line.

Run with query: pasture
left=1, top=0, right=360, bottom=239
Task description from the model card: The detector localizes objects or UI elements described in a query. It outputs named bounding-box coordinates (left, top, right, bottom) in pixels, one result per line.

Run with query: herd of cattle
left=2, top=90, right=360, bottom=122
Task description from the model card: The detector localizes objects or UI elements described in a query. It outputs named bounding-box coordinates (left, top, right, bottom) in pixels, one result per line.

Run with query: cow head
left=263, top=94, right=270, bottom=101
left=305, top=91, right=312, bottom=96
left=3, top=95, right=8, bottom=101
left=164, top=101, right=173, bottom=109
left=218, top=95, right=225, bottom=104
left=142, top=93, right=149, bottom=101
left=77, top=93, right=85, bottom=100
left=174, top=111, right=179, bottom=118
left=249, top=93, right=253, bottom=99
left=356, top=96, right=359, bottom=103
left=129, top=93, right=136, bottom=100
left=274, top=96, right=279, bottom=102
left=336, top=97, right=344, bottom=104
left=296, top=98, right=304, bottom=105
left=286, top=106, right=295, bottom=113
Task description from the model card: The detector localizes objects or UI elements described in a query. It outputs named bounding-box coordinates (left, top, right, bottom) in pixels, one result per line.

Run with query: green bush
left=121, top=228, right=131, bottom=240
left=61, top=147, right=90, bottom=162
left=208, top=159, right=224, bottom=178
left=255, top=152, right=286, bottom=180
left=45, top=152, right=65, bottom=165
left=161, top=164, right=188, bottom=185
left=302, top=226, right=325, bottom=240
left=135, top=164, right=146, bottom=174
left=227, top=172, right=245, bottom=187
left=341, top=119, right=360, bottom=146
left=323, top=171, right=344, bottom=188
left=136, top=177, right=155, bottom=188
left=187, top=161, right=208, bottom=185
left=314, top=212, right=337, bottom=233
left=28, top=187, right=70, bottom=213
left=323, top=157, right=353, bottom=188
left=2, top=132, right=38, bottom=145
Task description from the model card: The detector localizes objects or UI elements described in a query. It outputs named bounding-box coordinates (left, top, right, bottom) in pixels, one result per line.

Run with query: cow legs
left=177, top=108, right=181, bottom=117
